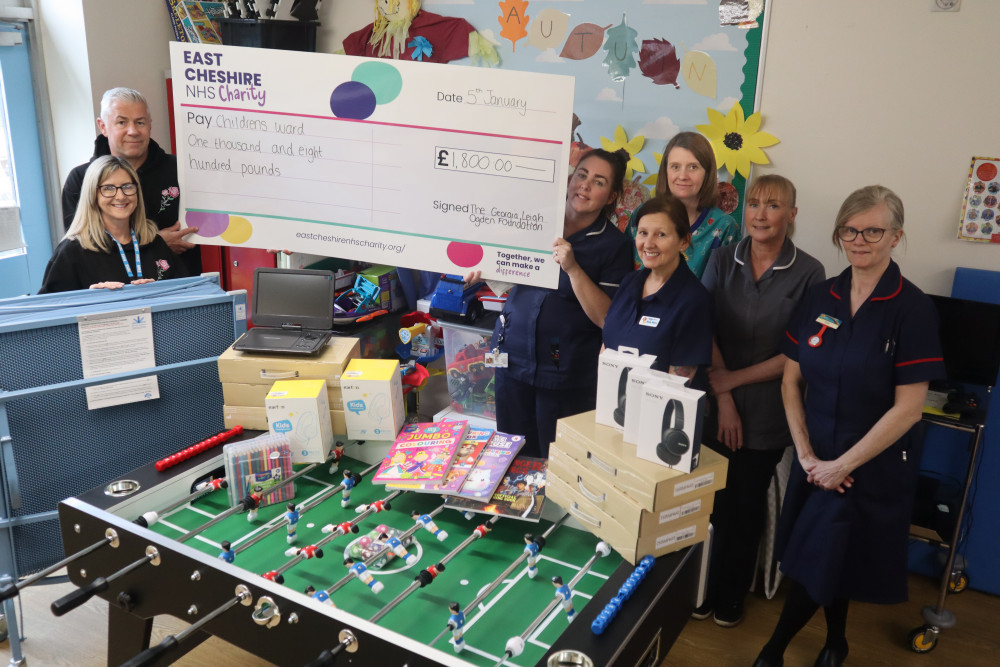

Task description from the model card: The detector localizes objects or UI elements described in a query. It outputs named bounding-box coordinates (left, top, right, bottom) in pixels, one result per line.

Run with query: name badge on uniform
left=638, top=316, right=660, bottom=328
left=808, top=314, right=842, bottom=348
left=485, top=349, right=508, bottom=368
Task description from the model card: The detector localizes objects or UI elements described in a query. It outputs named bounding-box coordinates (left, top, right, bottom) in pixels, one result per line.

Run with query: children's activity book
left=445, top=456, right=547, bottom=522
left=387, top=426, right=494, bottom=493
left=372, top=420, right=468, bottom=485
left=453, top=431, right=525, bottom=500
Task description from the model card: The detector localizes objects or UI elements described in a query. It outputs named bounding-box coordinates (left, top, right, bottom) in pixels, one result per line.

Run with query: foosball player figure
left=321, top=520, right=359, bottom=537
left=285, top=544, right=324, bottom=559
left=377, top=531, right=417, bottom=565
left=446, top=601, right=466, bottom=653
left=304, top=585, right=335, bottom=607
left=356, top=498, right=390, bottom=514
left=218, top=540, right=235, bottom=564
left=415, top=562, right=446, bottom=588
left=344, top=557, right=384, bottom=594
left=411, top=510, right=448, bottom=541
left=328, top=442, right=345, bottom=475
left=523, top=533, right=546, bottom=579
left=552, top=576, right=575, bottom=621
left=244, top=485, right=265, bottom=522
left=341, top=469, right=360, bottom=508
left=285, top=502, right=300, bottom=544
left=262, top=570, right=285, bottom=584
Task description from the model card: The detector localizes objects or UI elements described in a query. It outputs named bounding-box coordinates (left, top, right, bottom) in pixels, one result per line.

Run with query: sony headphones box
left=596, top=347, right=657, bottom=431
left=623, top=368, right=688, bottom=445
left=636, top=380, right=706, bottom=473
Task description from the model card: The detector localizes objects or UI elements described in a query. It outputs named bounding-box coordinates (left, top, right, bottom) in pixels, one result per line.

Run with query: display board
left=169, top=41, right=574, bottom=288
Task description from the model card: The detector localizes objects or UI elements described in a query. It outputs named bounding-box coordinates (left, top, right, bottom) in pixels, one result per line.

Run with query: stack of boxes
left=547, top=411, right=727, bottom=564
left=217, top=336, right=361, bottom=435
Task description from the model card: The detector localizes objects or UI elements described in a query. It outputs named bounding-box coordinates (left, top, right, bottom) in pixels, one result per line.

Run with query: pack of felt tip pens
left=223, top=433, right=294, bottom=508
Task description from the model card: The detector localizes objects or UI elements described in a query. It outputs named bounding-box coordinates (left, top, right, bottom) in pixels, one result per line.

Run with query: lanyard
left=107, top=229, right=142, bottom=280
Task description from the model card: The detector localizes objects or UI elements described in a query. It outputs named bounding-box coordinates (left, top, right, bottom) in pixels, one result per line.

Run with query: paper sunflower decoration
left=696, top=102, right=779, bottom=178
left=642, top=152, right=663, bottom=188
left=600, top=125, right=645, bottom=180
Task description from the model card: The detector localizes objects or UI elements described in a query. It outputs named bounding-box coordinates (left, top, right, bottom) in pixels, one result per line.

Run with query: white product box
left=596, top=347, right=657, bottom=430
left=340, top=359, right=405, bottom=440
left=623, top=367, right=688, bottom=445
left=636, top=379, right=706, bottom=473
left=265, top=379, right=334, bottom=463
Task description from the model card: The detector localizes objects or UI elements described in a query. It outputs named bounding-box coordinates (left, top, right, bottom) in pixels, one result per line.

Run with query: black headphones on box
left=656, top=399, right=689, bottom=465
left=612, top=366, right=631, bottom=426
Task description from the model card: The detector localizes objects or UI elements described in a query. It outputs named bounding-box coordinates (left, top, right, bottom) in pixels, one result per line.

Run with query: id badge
left=485, top=349, right=508, bottom=368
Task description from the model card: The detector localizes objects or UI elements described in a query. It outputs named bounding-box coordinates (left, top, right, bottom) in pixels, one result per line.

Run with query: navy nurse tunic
left=777, top=260, right=944, bottom=605
left=602, top=262, right=713, bottom=373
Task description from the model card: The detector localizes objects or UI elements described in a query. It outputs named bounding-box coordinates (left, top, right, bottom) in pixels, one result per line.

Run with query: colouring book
left=453, top=431, right=524, bottom=499
left=387, top=426, right=494, bottom=494
left=445, top=456, right=547, bottom=522
left=372, top=420, right=468, bottom=485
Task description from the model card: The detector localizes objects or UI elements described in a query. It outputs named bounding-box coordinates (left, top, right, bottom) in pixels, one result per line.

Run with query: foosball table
left=49, top=434, right=701, bottom=667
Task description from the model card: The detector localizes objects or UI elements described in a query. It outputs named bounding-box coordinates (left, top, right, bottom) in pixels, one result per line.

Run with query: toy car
left=429, top=274, right=484, bottom=324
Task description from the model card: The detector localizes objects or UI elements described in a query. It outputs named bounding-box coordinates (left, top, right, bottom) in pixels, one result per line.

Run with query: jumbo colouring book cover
left=387, top=426, right=495, bottom=494
left=372, top=420, right=468, bottom=485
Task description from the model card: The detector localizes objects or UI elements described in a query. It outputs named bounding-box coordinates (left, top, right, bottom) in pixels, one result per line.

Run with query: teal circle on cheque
left=351, top=61, right=402, bottom=105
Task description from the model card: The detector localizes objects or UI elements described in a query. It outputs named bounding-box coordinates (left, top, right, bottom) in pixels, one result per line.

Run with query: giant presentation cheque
left=169, top=42, right=575, bottom=289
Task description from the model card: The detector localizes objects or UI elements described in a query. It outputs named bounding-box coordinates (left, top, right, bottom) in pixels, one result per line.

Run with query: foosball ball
left=45, top=433, right=701, bottom=667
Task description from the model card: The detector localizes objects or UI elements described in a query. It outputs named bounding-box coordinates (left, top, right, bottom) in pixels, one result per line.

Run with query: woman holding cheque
left=602, top=196, right=713, bottom=381
left=753, top=186, right=944, bottom=667
left=489, top=149, right=633, bottom=458
left=39, top=156, right=187, bottom=293
left=695, top=175, right=825, bottom=627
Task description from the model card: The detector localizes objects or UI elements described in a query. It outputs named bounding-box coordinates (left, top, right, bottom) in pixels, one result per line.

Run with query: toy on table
left=411, top=509, right=448, bottom=541
left=377, top=531, right=417, bottom=565
left=304, top=585, right=335, bottom=607
left=446, top=335, right=496, bottom=418
left=446, top=601, right=466, bottom=653
left=155, top=426, right=243, bottom=472
left=591, top=555, right=655, bottom=635
left=333, top=275, right=381, bottom=319
left=218, top=540, right=234, bottom=564
left=285, top=502, right=300, bottom=543
left=430, top=274, right=485, bottom=324
left=344, top=556, right=384, bottom=594
left=523, top=533, right=546, bottom=579
left=397, top=311, right=443, bottom=361
left=552, top=575, right=576, bottom=621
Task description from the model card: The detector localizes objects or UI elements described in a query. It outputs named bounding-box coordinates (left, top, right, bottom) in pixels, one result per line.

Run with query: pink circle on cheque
left=976, top=162, right=998, bottom=182
left=186, top=211, right=229, bottom=237
left=446, top=242, right=484, bottom=267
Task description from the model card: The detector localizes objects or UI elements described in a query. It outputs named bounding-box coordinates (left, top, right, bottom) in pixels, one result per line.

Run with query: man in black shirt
left=61, top=87, right=201, bottom=274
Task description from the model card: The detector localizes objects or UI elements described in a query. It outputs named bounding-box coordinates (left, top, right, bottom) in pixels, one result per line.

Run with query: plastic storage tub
left=440, top=321, right=496, bottom=419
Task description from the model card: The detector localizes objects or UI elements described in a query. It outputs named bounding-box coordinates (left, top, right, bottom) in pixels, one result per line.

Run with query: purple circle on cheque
left=330, top=81, right=377, bottom=120
left=186, top=211, right=229, bottom=237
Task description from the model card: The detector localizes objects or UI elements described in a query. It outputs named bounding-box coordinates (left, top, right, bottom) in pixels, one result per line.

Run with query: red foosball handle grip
left=50, top=576, right=108, bottom=616
left=155, top=426, right=244, bottom=472
left=118, top=636, right=178, bottom=667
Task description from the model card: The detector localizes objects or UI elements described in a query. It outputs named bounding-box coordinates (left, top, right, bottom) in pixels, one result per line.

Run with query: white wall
left=757, top=0, right=1000, bottom=295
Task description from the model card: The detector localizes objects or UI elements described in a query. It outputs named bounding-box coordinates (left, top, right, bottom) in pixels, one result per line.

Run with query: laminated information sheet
left=169, top=42, right=575, bottom=288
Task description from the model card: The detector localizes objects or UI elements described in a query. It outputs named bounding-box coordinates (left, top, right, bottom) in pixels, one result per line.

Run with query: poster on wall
left=168, top=41, right=574, bottom=288
left=957, top=156, right=1000, bottom=243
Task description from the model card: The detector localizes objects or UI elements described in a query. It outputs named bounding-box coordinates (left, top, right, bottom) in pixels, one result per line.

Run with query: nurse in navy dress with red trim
left=754, top=186, right=944, bottom=667
left=603, top=196, right=713, bottom=381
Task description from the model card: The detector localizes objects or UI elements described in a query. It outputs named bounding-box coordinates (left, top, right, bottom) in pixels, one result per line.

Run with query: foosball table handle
left=50, top=576, right=109, bottom=616
left=117, top=635, right=178, bottom=667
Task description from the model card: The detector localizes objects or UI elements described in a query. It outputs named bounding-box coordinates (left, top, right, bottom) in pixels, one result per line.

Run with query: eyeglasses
left=837, top=226, right=887, bottom=243
left=99, top=183, right=138, bottom=198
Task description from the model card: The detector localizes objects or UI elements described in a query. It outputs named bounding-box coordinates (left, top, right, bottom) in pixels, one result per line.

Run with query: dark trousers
left=494, top=371, right=596, bottom=459
left=706, top=444, right=786, bottom=607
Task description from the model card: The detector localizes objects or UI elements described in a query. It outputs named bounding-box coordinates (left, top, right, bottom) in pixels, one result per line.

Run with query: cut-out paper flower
left=696, top=102, right=779, bottom=178
left=642, top=152, right=663, bottom=188
left=600, top=125, right=646, bottom=180
left=408, top=36, right=433, bottom=61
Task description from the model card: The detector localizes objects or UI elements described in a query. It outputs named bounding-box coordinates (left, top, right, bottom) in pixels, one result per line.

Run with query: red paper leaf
left=639, top=38, right=681, bottom=88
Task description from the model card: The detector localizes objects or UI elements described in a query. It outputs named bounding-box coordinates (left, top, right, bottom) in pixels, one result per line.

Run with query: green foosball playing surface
left=149, top=456, right=621, bottom=666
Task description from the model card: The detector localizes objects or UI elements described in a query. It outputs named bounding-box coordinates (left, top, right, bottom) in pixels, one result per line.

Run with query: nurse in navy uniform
left=602, top=196, right=713, bottom=381
left=753, top=186, right=944, bottom=667
left=491, top=149, right=634, bottom=457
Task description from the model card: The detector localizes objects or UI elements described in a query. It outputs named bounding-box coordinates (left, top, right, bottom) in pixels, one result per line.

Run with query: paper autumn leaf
left=682, top=49, right=717, bottom=98
left=696, top=102, right=779, bottom=178
left=560, top=22, right=612, bottom=60
left=600, top=125, right=646, bottom=180
left=639, top=39, right=680, bottom=88
left=642, top=152, right=664, bottom=187
left=602, top=15, right=639, bottom=81
left=498, top=0, right=529, bottom=52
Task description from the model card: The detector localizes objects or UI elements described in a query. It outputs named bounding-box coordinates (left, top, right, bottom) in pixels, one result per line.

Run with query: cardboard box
left=554, top=411, right=727, bottom=512
left=636, top=380, right=706, bottom=473
left=596, top=347, right=657, bottom=430
left=223, top=406, right=347, bottom=434
left=341, top=359, right=405, bottom=440
left=547, top=473, right=710, bottom=565
left=548, top=446, right=713, bottom=536
left=217, top=336, right=360, bottom=388
left=359, top=265, right=402, bottom=312
left=623, top=367, right=686, bottom=444
left=223, top=382, right=343, bottom=410
left=265, top=379, right=334, bottom=463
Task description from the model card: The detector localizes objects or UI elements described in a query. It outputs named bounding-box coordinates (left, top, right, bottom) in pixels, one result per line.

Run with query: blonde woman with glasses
left=39, top=156, right=188, bottom=293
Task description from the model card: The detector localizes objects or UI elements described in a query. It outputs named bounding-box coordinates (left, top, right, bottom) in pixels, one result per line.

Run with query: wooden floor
left=2, top=570, right=998, bottom=666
